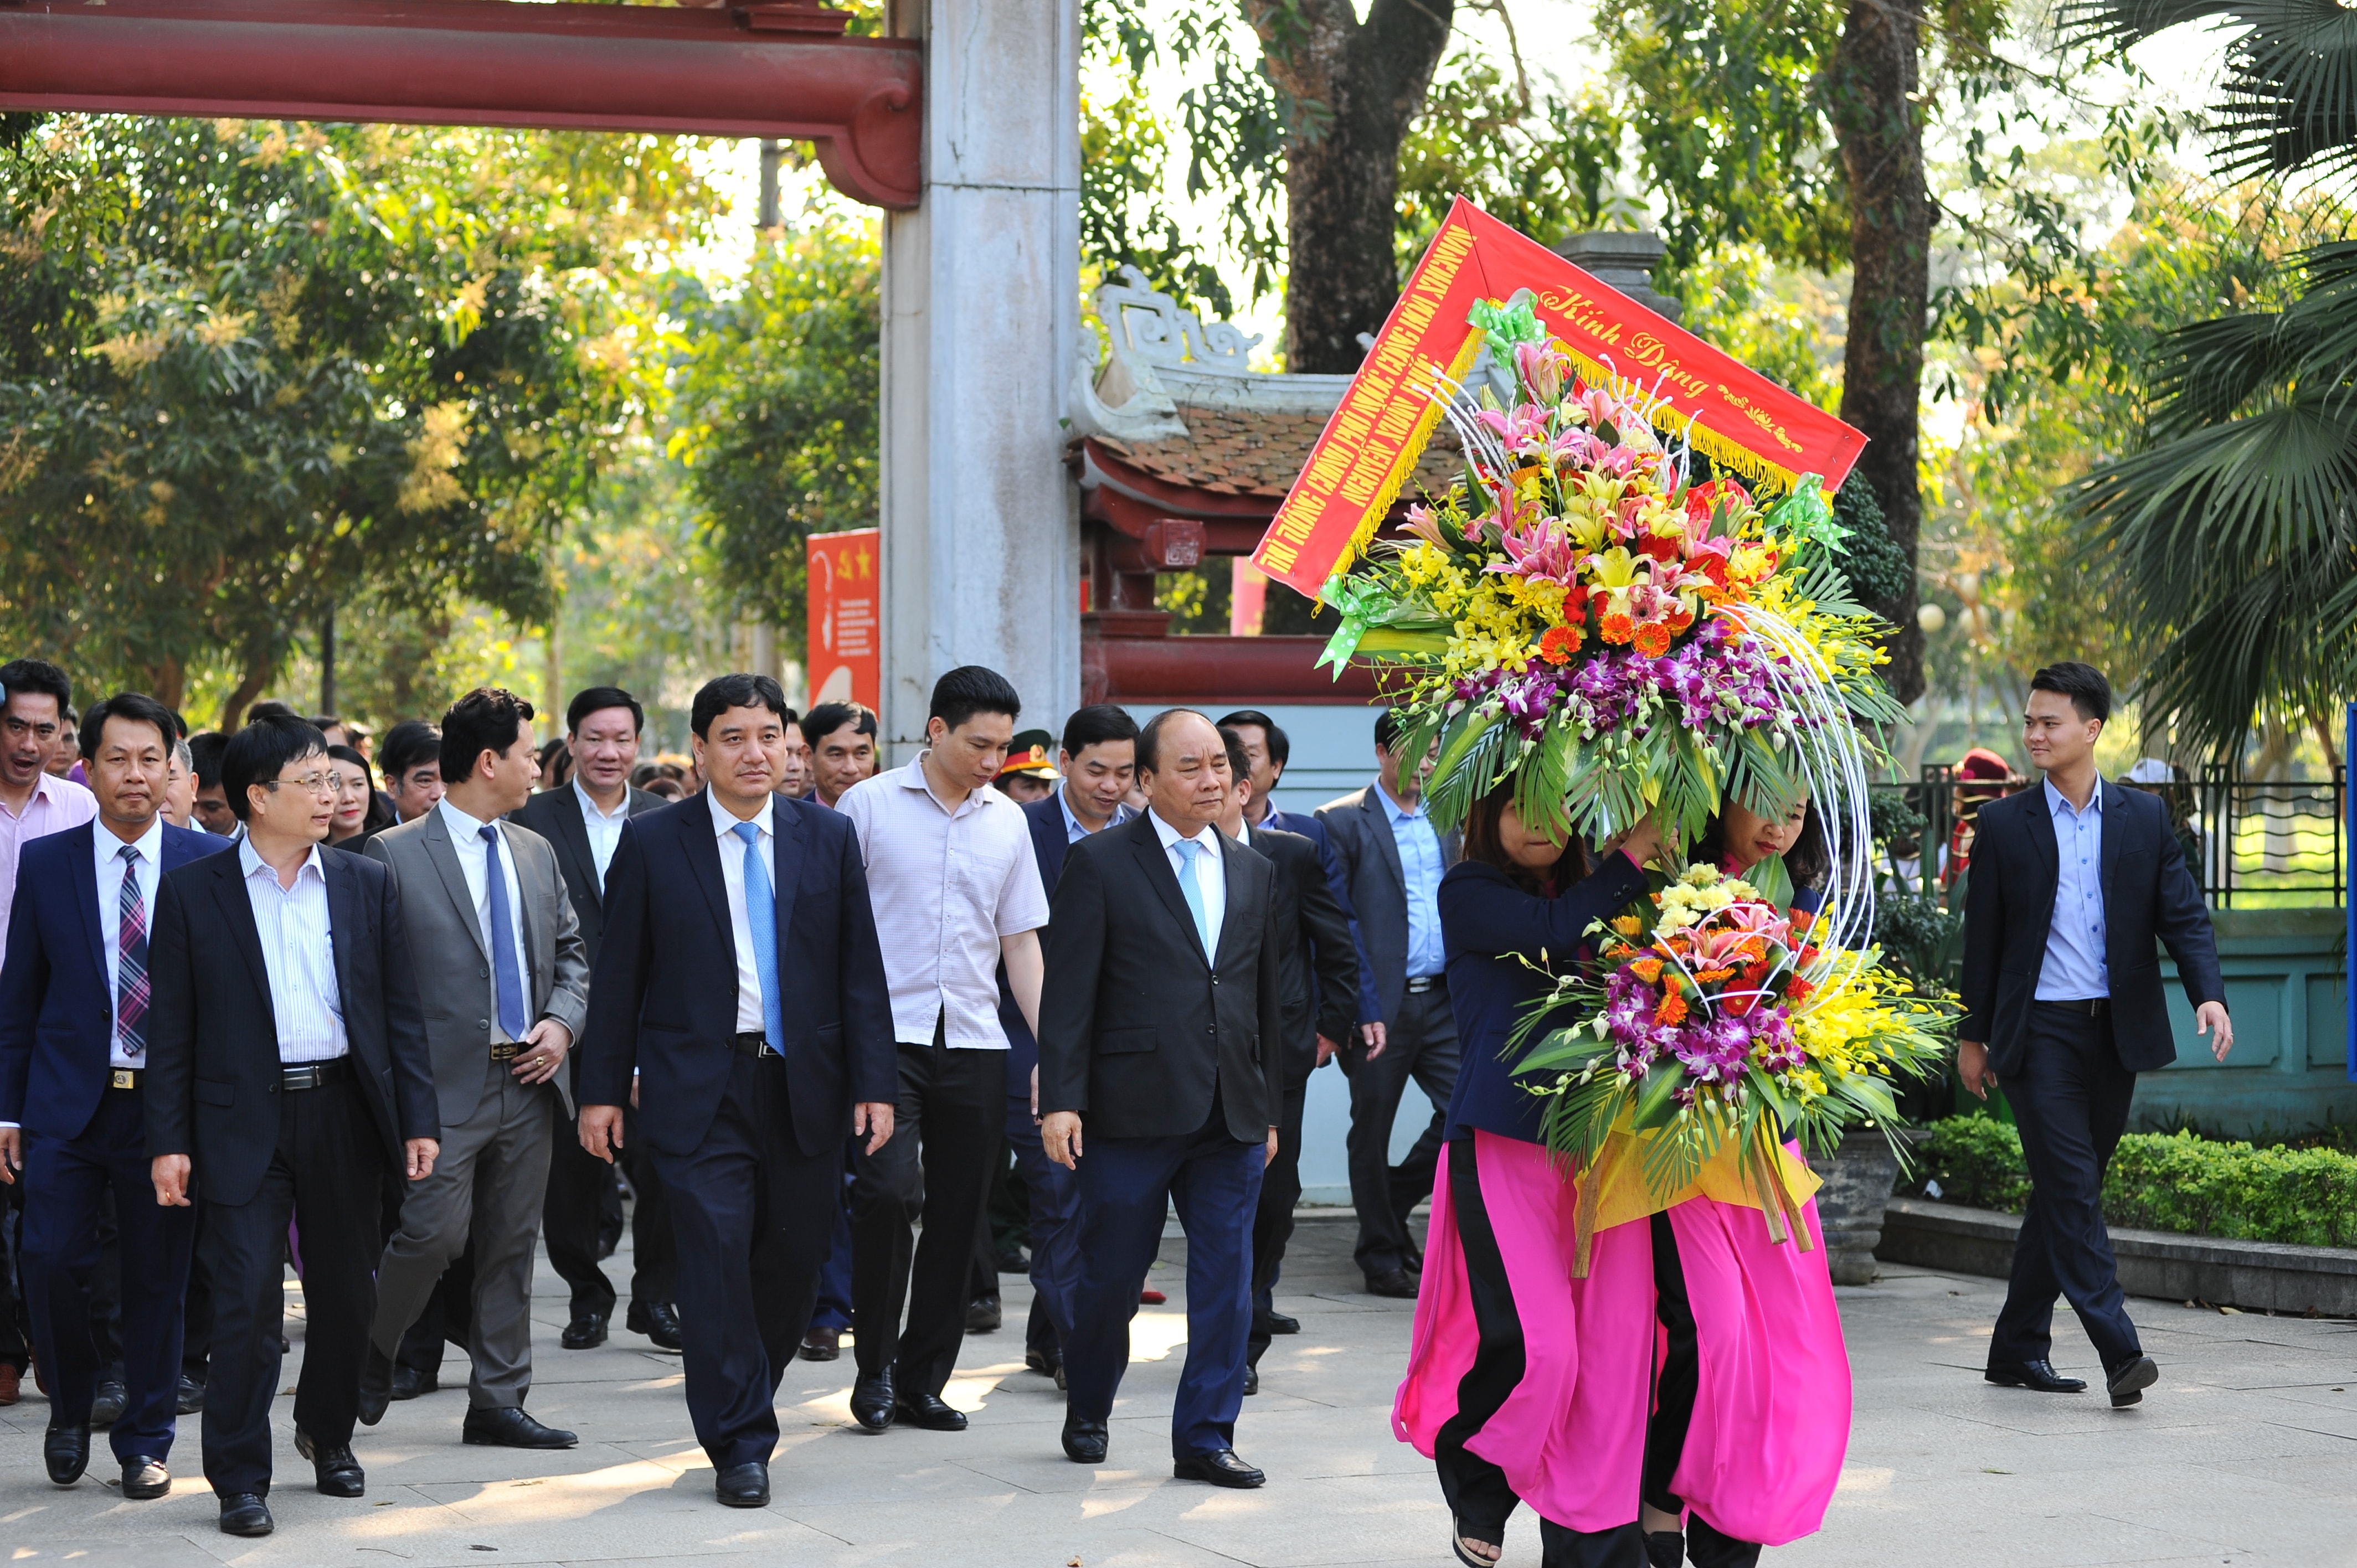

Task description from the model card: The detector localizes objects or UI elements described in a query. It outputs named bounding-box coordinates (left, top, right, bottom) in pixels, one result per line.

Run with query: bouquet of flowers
left=1315, top=292, right=1905, bottom=857
left=1509, top=864, right=1956, bottom=1268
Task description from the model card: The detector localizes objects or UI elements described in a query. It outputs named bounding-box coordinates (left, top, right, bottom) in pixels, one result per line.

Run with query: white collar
left=438, top=797, right=497, bottom=841
left=97, top=814, right=166, bottom=864
left=239, top=835, right=325, bottom=886
left=573, top=776, right=631, bottom=824
left=898, top=753, right=993, bottom=818
left=2043, top=777, right=2103, bottom=818
left=1147, top=808, right=1219, bottom=854
left=708, top=786, right=773, bottom=840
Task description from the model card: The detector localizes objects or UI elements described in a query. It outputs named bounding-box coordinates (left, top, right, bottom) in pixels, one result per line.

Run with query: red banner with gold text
left=1251, top=199, right=1867, bottom=599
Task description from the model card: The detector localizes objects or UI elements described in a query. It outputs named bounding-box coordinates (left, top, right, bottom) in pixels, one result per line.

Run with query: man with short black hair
left=575, top=672, right=894, bottom=1507
left=187, top=733, right=237, bottom=838
left=514, top=687, right=676, bottom=1354
left=0, top=661, right=98, bottom=957
left=356, top=689, right=589, bottom=1451
left=1962, top=661, right=2231, bottom=1409
left=805, top=703, right=879, bottom=809
left=779, top=707, right=814, bottom=800
left=145, top=714, right=439, bottom=1536
left=0, top=693, right=229, bottom=1501
left=378, top=720, right=445, bottom=825
left=835, top=666, right=1048, bottom=1433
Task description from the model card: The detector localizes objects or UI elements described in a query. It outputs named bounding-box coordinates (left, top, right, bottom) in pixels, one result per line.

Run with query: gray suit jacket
left=1315, top=783, right=1461, bottom=1027
left=363, top=807, right=591, bottom=1126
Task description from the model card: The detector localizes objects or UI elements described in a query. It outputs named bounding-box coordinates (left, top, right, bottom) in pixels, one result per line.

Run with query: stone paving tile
left=13, top=1209, right=2357, bottom=1565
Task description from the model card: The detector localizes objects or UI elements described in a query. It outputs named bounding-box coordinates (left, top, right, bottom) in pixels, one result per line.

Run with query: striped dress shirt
left=238, top=838, right=349, bottom=1062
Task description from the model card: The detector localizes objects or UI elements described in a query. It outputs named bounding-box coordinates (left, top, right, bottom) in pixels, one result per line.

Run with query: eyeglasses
left=263, top=772, right=336, bottom=797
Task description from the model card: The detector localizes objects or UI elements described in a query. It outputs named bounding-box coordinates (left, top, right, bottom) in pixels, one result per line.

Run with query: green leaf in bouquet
left=1630, top=1057, right=1687, bottom=1132
left=1537, top=1068, right=1627, bottom=1173
left=1353, top=627, right=1452, bottom=661
left=1511, top=721, right=1577, bottom=842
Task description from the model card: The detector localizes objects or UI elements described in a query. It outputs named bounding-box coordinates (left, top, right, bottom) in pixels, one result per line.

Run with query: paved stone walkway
left=6, top=1212, right=2357, bottom=1566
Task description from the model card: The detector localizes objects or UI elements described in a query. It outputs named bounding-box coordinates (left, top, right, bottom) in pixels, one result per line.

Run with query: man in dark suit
left=145, top=715, right=440, bottom=1537
left=1960, top=662, right=2230, bottom=1409
left=1317, top=708, right=1461, bottom=1296
left=0, top=693, right=230, bottom=1499
left=513, top=685, right=676, bottom=1354
left=1039, top=708, right=1284, bottom=1487
left=1215, top=728, right=1356, bottom=1391
left=994, top=703, right=1136, bottom=1384
left=575, top=673, right=895, bottom=1509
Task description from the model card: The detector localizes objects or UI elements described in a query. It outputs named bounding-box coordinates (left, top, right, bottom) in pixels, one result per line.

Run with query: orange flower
left=1628, top=956, right=1665, bottom=984
left=1695, top=967, right=1736, bottom=986
left=1655, top=989, right=1689, bottom=1027
left=1784, top=977, right=1814, bottom=1004
left=1599, top=611, right=1637, bottom=645
left=1632, top=620, right=1674, bottom=657
left=1538, top=623, right=1584, bottom=665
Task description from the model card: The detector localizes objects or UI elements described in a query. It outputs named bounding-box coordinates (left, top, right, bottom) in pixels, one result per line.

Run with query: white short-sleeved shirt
left=836, top=755, right=1049, bottom=1049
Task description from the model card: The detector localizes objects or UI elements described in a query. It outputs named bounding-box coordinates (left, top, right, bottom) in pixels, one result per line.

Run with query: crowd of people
left=0, top=655, right=1497, bottom=1537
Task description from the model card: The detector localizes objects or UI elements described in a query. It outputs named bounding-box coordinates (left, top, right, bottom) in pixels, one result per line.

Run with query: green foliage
left=1833, top=476, right=1912, bottom=607
left=1870, top=888, right=1962, bottom=989
left=668, top=216, right=880, bottom=660
left=0, top=115, right=712, bottom=719
left=1919, top=1118, right=2357, bottom=1249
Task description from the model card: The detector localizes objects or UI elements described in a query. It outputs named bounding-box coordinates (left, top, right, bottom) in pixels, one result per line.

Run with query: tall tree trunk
left=1827, top=0, right=1929, bottom=705
left=218, top=643, right=275, bottom=732
left=1247, top=0, right=1455, bottom=374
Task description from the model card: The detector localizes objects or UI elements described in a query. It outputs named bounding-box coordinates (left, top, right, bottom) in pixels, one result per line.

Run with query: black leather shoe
left=715, top=1461, right=770, bottom=1508
left=90, top=1378, right=127, bottom=1428
left=800, top=1326, right=841, bottom=1363
left=218, top=1492, right=274, bottom=1537
left=358, top=1344, right=394, bottom=1427
left=1644, top=1529, right=1684, bottom=1568
left=1984, top=1358, right=2087, bottom=1394
left=176, top=1374, right=205, bottom=1415
left=895, top=1390, right=968, bottom=1431
left=2107, top=1354, right=2159, bottom=1407
left=1025, top=1347, right=1062, bottom=1379
left=562, top=1313, right=609, bottom=1350
left=121, top=1456, right=171, bottom=1500
left=295, top=1428, right=365, bottom=1496
left=1687, top=1513, right=1762, bottom=1568
left=627, top=1300, right=684, bottom=1352
left=1174, top=1448, right=1265, bottom=1488
left=965, top=1294, right=1002, bottom=1334
left=1365, top=1268, right=1418, bottom=1299
left=391, top=1363, right=436, bottom=1401
left=462, top=1405, right=579, bottom=1448
left=43, top=1422, right=90, bottom=1485
left=1243, top=1363, right=1259, bottom=1396
left=1258, top=1309, right=1301, bottom=1336
left=1061, top=1415, right=1108, bottom=1463
left=849, top=1369, right=896, bottom=1431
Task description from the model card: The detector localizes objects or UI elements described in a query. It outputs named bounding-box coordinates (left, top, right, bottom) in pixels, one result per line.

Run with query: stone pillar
left=878, top=0, right=1082, bottom=761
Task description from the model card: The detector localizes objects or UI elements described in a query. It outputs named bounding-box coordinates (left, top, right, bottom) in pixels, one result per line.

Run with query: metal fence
left=1867, top=765, right=2348, bottom=910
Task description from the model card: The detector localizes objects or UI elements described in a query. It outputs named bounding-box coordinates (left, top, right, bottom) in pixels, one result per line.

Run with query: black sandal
left=1644, top=1529, right=1685, bottom=1568
left=1451, top=1518, right=1504, bottom=1568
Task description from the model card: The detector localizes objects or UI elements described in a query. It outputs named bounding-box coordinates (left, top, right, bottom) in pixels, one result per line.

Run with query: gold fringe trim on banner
left=1556, top=344, right=1802, bottom=497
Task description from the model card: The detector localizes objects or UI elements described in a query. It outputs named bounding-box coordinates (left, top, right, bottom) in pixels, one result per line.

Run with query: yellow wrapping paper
left=1567, top=1120, right=1822, bottom=1278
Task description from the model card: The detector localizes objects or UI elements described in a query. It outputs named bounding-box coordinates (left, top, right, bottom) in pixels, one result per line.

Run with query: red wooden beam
left=0, top=0, right=921, bottom=209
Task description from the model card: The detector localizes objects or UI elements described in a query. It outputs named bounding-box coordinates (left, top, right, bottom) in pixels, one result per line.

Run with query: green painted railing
left=2137, top=907, right=2353, bottom=1138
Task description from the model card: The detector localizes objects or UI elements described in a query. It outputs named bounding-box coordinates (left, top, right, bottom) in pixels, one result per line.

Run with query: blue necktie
left=732, top=821, right=785, bottom=1054
left=480, top=824, right=529, bottom=1039
left=1173, top=837, right=1213, bottom=960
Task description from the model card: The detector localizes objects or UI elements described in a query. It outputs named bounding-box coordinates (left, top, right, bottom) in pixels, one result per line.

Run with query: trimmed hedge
left=1915, top=1117, right=2357, bottom=1250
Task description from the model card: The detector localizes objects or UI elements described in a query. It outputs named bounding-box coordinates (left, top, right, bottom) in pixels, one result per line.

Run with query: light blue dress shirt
left=2036, top=778, right=2110, bottom=1001
left=1380, top=781, right=1447, bottom=979
left=1057, top=788, right=1133, bottom=844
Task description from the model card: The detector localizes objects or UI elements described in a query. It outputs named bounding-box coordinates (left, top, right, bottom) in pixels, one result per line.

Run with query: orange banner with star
left=806, top=527, right=879, bottom=711
left=1250, top=198, right=1869, bottom=599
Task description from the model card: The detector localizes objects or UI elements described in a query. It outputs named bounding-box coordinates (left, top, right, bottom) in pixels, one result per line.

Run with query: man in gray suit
left=1316, top=708, right=1460, bottom=1298
left=356, top=689, right=590, bottom=1448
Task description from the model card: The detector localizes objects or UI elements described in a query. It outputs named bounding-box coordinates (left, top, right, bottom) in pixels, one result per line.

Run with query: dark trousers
left=1342, top=984, right=1460, bottom=1277
left=1993, top=1003, right=2142, bottom=1371
left=847, top=1031, right=1003, bottom=1395
left=182, top=1201, right=214, bottom=1382
left=621, top=1105, right=677, bottom=1309
left=651, top=1053, right=835, bottom=1469
left=21, top=1087, right=195, bottom=1461
left=0, top=1175, right=27, bottom=1371
left=543, top=1096, right=621, bottom=1319
left=809, top=1142, right=857, bottom=1333
left=1247, top=1079, right=1308, bottom=1366
left=1065, top=1113, right=1263, bottom=1459
left=1008, top=1092, right=1079, bottom=1357
left=1436, top=1137, right=1646, bottom=1568
left=199, top=1076, right=382, bottom=1498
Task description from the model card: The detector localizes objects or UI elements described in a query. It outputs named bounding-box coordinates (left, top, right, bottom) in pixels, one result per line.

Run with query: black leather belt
left=2038, top=997, right=2109, bottom=1018
left=1404, top=976, right=1446, bottom=994
left=281, top=1058, right=353, bottom=1091
left=731, top=1032, right=780, bottom=1059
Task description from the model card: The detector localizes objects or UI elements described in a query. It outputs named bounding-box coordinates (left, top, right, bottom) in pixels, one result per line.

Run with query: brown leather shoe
left=798, top=1326, right=841, bottom=1363
left=0, top=1363, right=19, bottom=1405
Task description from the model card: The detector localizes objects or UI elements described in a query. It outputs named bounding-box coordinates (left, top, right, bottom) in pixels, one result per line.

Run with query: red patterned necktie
left=117, top=844, right=149, bottom=1061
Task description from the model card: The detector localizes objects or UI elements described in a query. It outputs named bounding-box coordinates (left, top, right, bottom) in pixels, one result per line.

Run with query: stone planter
left=1811, top=1129, right=1903, bottom=1286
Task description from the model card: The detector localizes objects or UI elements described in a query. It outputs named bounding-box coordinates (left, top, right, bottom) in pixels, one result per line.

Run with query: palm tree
left=2062, top=1, right=2357, bottom=762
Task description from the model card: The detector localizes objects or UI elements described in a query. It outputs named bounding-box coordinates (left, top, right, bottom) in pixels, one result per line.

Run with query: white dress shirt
left=1149, top=809, right=1228, bottom=961
left=836, top=756, right=1050, bottom=1049
left=709, top=788, right=774, bottom=1036
left=573, top=777, right=630, bottom=892
left=239, top=838, right=348, bottom=1061
left=96, top=816, right=164, bottom=1069
left=438, top=798, right=531, bottom=1040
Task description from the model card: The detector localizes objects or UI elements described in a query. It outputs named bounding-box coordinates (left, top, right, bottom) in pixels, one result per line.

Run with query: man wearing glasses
left=145, top=715, right=439, bottom=1538
left=0, top=661, right=97, bottom=958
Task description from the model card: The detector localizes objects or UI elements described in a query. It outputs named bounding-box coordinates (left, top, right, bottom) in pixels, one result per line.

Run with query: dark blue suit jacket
left=575, top=792, right=896, bottom=1159
left=0, top=821, right=229, bottom=1142
left=995, top=792, right=1076, bottom=1089
left=1265, top=806, right=1378, bottom=1032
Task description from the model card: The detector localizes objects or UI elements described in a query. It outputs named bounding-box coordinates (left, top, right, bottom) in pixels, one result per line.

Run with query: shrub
left=1914, top=1117, right=2357, bottom=1249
